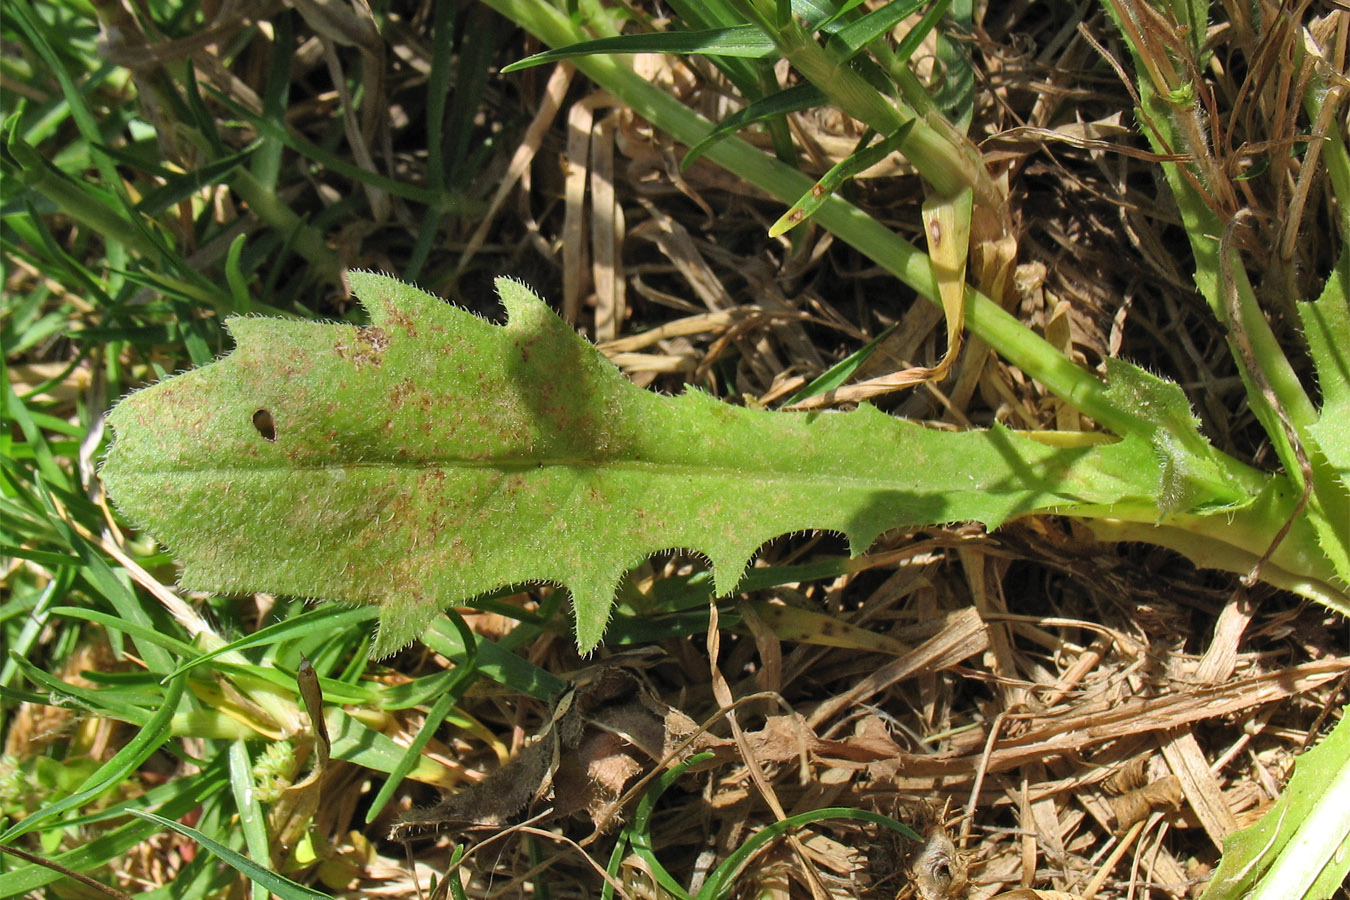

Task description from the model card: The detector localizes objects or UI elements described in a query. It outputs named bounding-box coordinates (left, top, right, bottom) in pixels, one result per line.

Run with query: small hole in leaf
left=252, top=408, right=277, bottom=442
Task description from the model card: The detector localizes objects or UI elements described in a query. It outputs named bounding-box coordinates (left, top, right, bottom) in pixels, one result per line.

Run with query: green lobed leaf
left=1099, top=358, right=1250, bottom=515
left=1200, top=706, right=1350, bottom=900
left=1298, top=249, right=1350, bottom=585
left=103, top=271, right=1171, bottom=655
left=1302, top=250, right=1350, bottom=478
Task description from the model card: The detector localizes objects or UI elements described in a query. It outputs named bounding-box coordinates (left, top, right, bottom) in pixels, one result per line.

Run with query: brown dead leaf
left=390, top=666, right=718, bottom=840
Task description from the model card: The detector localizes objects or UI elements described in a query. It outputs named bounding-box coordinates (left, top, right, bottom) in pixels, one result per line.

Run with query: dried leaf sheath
left=102, top=271, right=1161, bottom=655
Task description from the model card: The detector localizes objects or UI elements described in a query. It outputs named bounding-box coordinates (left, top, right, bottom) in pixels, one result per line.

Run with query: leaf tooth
left=370, top=591, right=443, bottom=659
left=494, top=275, right=549, bottom=317
left=706, top=538, right=764, bottom=599
left=345, top=268, right=457, bottom=335
left=843, top=513, right=893, bottom=557
left=565, top=564, right=627, bottom=654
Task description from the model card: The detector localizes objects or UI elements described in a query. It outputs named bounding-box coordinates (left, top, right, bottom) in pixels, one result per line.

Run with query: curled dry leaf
left=902, top=803, right=969, bottom=900
left=868, top=800, right=969, bottom=900
left=1108, top=774, right=1184, bottom=833
left=390, top=667, right=716, bottom=840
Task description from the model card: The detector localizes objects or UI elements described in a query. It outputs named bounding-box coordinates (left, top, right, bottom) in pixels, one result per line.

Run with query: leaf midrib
left=122, top=456, right=996, bottom=490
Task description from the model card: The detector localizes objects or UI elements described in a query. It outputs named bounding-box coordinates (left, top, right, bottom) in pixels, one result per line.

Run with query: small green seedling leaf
left=683, top=84, right=826, bottom=170
left=103, top=272, right=1171, bottom=655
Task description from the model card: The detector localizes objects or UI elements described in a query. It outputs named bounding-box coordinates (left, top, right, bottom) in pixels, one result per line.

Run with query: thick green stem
left=230, top=169, right=342, bottom=282
left=747, top=1, right=989, bottom=204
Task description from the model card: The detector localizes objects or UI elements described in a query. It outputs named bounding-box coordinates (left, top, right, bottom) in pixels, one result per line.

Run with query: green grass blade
left=769, top=120, right=914, bottom=236
left=1202, top=705, right=1350, bottom=899
left=421, top=615, right=568, bottom=699
left=502, top=26, right=777, bottom=72
left=830, top=0, right=930, bottom=53
left=0, top=752, right=229, bottom=897
left=0, top=673, right=185, bottom=841
left=697, top=807, right=919, bottom=900
left=780, top=323, right=897, bottom=406
left=50, top=607, right=200, bottom=657
left=682, top=83, right=825, bottom=169
left=159, top=605, right=381, bottom=681
left=4, top=649, right=153, bottom=727
left=364, top=611, right=479, bottom=822
left=126, top=809, right=335, bottom=900
left=627, top=750, right=714, bottom=900
left=227, top=742, right=273, bottom=900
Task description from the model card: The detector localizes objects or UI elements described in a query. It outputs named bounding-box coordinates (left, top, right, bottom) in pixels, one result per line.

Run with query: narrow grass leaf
left=4, top=380, right=68, bottom=487
left=249, top=10, right=292, bottom=190
left=5, top=649, right=152, bottom=727
left=0, top=673, right=184, bottom=841
left=1202, top=705, right=1350, bottom=899
left=51, top=607, right=200, bottom=657
left=5, top=200, right=113, bottom=307
left=891, top=0, right=953, bottom=65
left=829, top=0, right=930, bottom=54
left=227, top=743, right=272, bottom=900
left=683, top=84, right=826, bottom=170
left=5, top=0, right=124, bottom=194
left=66, top=534, right=178, bottom=672
left=698, top=808, right=919, bottom=900
left=323, top=708, right=457, bottom=784
left=0, top=753, right=229, bottom=897
left=780, top=323, right=897, bottom=406
left=225, top=233, right=252, bottom=310
left=0, top=571, right=70, bottom=689
left=770, top=120, right=914, bottom=236
left=422, top=615, right=568, bottom=699
left=660, top=0, right=774, bottom=100
left=364, top=629, right=476, bottom=820
left=160, top=605, right=380, bottom=681
left=132, top=150, right=251, bottom=218
left=501, top=27, right=776, bottom=73
left=600, top=834, right=630, bottom=900
left=627, top=750, right=714, bottom=900
left=126, top=809, right=335, bottom=900
left=932, top=0, right=975, bottom=131
left=6, top=130, right=165, bottom=262
left=217, top=97, right=442, bottom=205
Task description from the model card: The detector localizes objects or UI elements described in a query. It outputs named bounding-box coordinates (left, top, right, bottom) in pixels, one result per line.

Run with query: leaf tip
left=493, top=276, right=551, bottom=319
left=567, top=570, right=624, bottom=655
left=344, top=268, right=456, bottom=333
